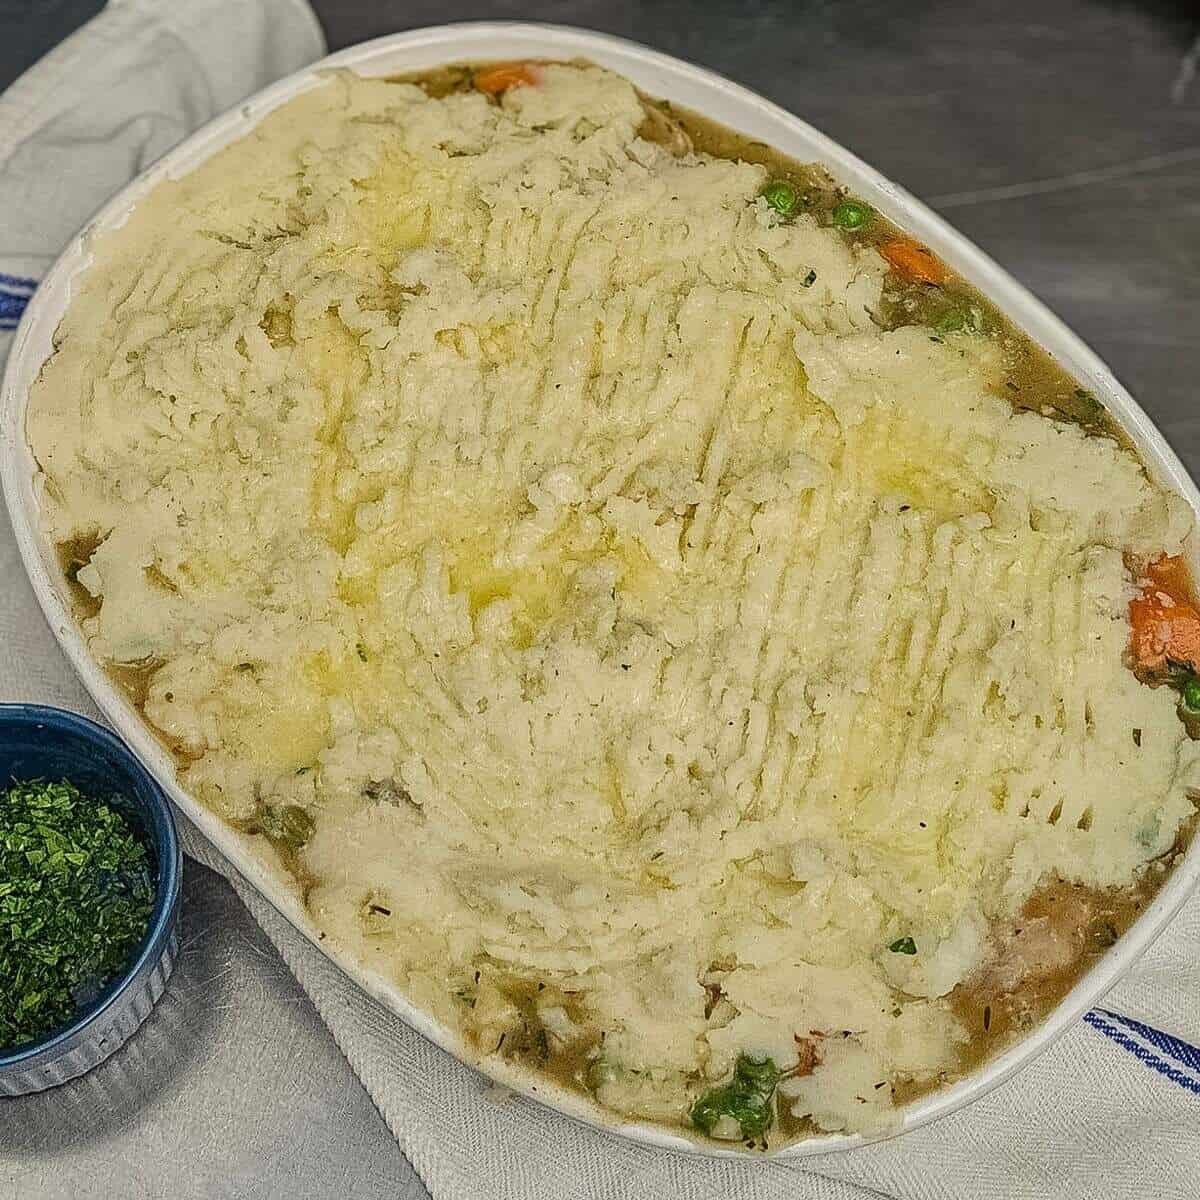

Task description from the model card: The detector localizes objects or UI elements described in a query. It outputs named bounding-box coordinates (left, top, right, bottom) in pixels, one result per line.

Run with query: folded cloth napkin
left=3, top=5, right=1199, bottom=1197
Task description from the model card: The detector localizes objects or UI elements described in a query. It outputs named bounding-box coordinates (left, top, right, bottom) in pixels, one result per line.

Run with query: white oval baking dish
left=3, top=21, right=1199, bottom=1158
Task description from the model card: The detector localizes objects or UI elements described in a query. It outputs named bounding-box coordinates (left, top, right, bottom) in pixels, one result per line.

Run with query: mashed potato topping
left=28, top=63, right=1200, bottom=1138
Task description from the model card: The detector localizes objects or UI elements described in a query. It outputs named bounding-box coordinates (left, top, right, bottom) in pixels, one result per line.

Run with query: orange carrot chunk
left=1130, top=555, right=1200, bottom=671
left=1146, top=553, right=1193, bottom=601
left=1130, top=597, right=1200, bottom=671
left=474, top=63, right=541, bottom=95
left=879, top=238, right=948, bottom=286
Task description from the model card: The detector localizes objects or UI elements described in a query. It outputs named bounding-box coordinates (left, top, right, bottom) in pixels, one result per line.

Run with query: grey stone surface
left=0, top=0, right=105, bottom=92
left=2, top=1, right=1199, bottom=1197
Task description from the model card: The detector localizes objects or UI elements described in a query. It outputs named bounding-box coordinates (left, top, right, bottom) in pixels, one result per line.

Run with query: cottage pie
left=28, top=62, right=1200, bottom=1145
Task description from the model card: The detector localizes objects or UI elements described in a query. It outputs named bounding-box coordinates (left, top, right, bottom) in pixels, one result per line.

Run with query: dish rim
left=3, top=19, right=1199, bottom=1156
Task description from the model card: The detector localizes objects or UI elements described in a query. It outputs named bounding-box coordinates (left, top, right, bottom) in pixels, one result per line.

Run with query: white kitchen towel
left=2, top=5, right=1200, bottom=1198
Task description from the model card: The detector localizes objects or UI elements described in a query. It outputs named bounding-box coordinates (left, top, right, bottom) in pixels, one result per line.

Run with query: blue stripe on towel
left=1084, top=1009, right=1200, bottom=1095
left=0, top=287, right=32, bottom=325
left=1095, top=1008, right=1200, bottom=1073
left=0, top=272, right=37, bottom=291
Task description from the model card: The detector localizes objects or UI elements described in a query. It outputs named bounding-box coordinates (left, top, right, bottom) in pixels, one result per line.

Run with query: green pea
left=889, top=936, right=918, bottom=955
left=690, top=1054, right=780, bottom=1140
left=831, top=200, right=872, bottom=230
left=733, top=1054, right=779, bottom=1093
left=761, top=180, right=799, bottom=217
left=692, top=1083, right=773, bottom=1139
left=1181, top=677, right=1200, bottom=712
left=932, top=308, right=968, bottom=335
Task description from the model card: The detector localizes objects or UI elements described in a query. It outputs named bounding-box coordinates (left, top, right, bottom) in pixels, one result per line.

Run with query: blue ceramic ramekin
left=0, top=704, right=181, bottom=1095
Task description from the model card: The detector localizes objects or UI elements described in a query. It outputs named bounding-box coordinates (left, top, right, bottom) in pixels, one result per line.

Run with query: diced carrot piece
left=1129, top=595, right=1200, bottom=671
left=1146, top=554, right=1192, bottom=602
left=879, top=238, right=948, bottom=285
left=1129, top=554, right=1200, bottom=670
left=473, top=63, right=541, bottom=96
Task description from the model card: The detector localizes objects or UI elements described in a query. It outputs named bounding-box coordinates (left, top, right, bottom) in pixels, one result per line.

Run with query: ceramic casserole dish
left=3, top=21, right=1199, bottom=1156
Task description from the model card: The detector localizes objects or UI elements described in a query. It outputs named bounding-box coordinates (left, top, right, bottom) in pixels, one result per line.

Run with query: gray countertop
left=1, top=2, right=1198, bottom=1197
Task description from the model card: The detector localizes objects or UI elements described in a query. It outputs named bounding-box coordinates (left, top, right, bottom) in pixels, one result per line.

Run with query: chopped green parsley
left=0, top=779, right=155, bottom=1050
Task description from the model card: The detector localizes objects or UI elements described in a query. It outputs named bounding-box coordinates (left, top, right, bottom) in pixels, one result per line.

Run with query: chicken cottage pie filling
left=29, top=63, right=1200, bottom=1145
